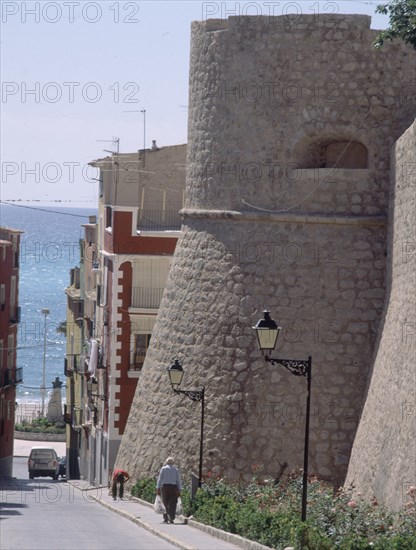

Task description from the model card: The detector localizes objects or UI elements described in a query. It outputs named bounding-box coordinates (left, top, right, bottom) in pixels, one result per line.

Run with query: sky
left=0, top=0, right=389, bottom=207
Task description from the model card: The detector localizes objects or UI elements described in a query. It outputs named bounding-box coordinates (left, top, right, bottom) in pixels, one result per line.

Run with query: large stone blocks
left=346, top=120, right=416, bottom=510
left=116, top=15, right=416, bottom=491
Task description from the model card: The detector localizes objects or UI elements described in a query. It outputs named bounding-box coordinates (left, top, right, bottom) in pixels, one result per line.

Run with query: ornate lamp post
left=253, top=310, right=312, bottom=522
left=167, top=359, right=205, bottom=488
left=41, top=307, right=50, bottom=417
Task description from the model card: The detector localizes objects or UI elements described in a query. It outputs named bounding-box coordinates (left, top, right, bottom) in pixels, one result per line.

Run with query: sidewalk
left=82, top=484, right=271, bottom=550
left=14, top=436, right=272, bottom=550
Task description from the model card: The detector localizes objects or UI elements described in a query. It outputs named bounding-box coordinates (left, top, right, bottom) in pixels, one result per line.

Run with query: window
left=105, top=206, right=112, bottom=230
left=7, top=335, right=14, bottom=369
left=131, top=334, right=151, bottom=371
left=10, top=276, right=16, bottom=309
left=293, top=136, right=368, bottom=169
left=131, top=258, right=172, bottom=309
left=0, top=285, right=5, bottom=311
left=12, top=237, right=19, bottom=268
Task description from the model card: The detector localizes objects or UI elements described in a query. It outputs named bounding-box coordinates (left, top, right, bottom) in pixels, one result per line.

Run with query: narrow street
left=1, top=457, right=176, bottom=550
left=1, top=448, right=249, bottom=550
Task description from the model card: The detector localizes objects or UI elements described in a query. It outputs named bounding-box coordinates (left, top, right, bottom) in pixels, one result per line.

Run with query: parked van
left=28, top=447, right=59, bottom=480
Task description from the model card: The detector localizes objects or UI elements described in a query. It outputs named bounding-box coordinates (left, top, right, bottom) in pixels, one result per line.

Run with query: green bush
left=132, top=472, right=416, bottom=549
left=130, top=477, right=157, bottom=503
left=15, top=417, right=65, bottom=434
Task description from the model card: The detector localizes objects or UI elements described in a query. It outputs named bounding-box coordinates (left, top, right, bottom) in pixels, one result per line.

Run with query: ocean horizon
left=0, top=202, right=97, bottom=403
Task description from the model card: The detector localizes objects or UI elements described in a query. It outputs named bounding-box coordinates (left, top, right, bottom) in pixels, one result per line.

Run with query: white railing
left=137, top=209, right=181, bottom=231
left=131, top=287, right=164, bottom=309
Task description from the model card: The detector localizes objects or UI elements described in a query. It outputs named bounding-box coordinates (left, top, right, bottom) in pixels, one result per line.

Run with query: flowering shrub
left=132, top=471, right=416, bottom=549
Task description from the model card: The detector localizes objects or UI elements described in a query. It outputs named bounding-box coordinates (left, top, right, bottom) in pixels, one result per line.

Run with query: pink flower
left=347, top=500, right=357, bottom=508
left=407, top=486, right=416, bottom=497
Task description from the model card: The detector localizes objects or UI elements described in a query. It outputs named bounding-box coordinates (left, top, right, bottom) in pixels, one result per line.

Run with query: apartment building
left=0, top=226, right=23, bottom=477
left=65, top=143, right=186, bottom=484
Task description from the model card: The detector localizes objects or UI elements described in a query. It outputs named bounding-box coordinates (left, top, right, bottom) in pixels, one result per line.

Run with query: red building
left=65, top=144, right=187, bottom=485
left=0, top=226, right=23, bottom=477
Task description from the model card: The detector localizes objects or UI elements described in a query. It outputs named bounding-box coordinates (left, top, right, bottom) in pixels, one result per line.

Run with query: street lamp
left=167, top=359, right=205, bottom=488
left=253, top=310, right=312, bottom=522
left=41, top=308, right=50, bottom=417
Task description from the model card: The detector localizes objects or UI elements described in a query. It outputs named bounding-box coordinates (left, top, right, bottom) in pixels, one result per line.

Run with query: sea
left=0, top=203, right=97, bottom=406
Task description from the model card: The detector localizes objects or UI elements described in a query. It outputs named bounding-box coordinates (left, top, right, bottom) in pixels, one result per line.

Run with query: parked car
left=58, top=456, right=66, bottom=478
left=28, top=447, right=59, bottom=480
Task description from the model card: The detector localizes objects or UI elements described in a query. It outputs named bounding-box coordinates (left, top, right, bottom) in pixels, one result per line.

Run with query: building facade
left=65, top=144, right=186, bottom=485
left=64, top=214, right=100, bottom=481
left=0, top=226, right=23, bottom=477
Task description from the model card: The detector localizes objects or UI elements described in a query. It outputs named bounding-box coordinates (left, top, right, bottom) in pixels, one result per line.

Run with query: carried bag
left=176, top=497, right=183, bottom=515
left=154, top=495, right=166, bottom=514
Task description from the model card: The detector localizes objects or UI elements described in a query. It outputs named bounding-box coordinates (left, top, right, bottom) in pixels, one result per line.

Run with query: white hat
left=165, top=457, right=174, bottom=464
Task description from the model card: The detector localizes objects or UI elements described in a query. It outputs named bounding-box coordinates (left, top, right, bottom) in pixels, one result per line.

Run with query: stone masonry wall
left=346, top=120, right=416, bottom=510
left=116, top=16, right=416, bottom=488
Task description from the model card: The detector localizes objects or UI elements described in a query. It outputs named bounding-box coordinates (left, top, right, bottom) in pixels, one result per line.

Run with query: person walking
left=156, top=457, right=182, bottom=523
left=111, top=468, right=130, bottom=501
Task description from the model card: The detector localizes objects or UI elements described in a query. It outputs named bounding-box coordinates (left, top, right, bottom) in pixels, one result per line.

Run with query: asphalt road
left=1, top=457, right=177, bottom=550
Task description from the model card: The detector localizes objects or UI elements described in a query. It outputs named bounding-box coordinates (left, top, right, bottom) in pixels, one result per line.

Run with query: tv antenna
left=97, top=137, right=120, bottom=155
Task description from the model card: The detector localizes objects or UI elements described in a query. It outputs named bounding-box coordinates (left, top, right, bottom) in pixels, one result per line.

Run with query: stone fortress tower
left=117, top=14, right=415, bottom=498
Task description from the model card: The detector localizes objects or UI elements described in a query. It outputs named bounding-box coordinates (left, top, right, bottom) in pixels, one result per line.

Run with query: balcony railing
left=64, top=404, right=72, bottom=424
left=65, top=354, right=79, bottom=375
left=73, top=407, right=83, bottom=428
left=137, top=209, right=181, bottom=231
left=10, top=306, right=21, bottom=324
left=1, top=367, right=23, bottom=387
left=131, top=287, right=164, bottom=309
left=14, top=367, right=23, bottom=384
left=129, top=353, right=145, bottom=372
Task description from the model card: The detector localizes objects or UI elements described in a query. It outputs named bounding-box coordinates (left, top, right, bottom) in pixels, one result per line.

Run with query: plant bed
left=131, top=471, right=416, bottom=550
left=15, top=417, right=66, bottom=435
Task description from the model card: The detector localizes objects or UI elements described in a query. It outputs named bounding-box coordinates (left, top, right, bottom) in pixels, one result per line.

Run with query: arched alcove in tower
left=293, top=135, right=368, bottom=169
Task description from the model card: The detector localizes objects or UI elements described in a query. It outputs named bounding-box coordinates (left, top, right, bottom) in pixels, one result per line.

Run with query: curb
left=129, top=496, right=271, bottom=550
left=186, top=518, right=272, bottom=550
left=90, top=495, right=196, bottom=550
left=14, top=431, right=66, bottom=442
left=67, top=481, right=273, bottom=550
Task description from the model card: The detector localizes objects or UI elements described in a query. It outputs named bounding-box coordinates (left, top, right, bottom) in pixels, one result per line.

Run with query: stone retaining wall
left=116, top=15, right=416, bottom=490
left=14, top=431, right=66, bottom=442
left=346, top=120, right=416, bottom=510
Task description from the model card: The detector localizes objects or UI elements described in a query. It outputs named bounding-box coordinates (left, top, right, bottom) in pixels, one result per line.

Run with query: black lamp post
left=167, top=359, right=205, bottom=488
left=253, top=310, right=312, bottom=522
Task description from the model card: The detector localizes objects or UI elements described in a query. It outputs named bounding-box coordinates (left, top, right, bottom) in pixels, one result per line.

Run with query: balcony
left=130, top=353, right=145, bottom=372
left=64, top=404, right=72, bottom=424
left=64, top=357, right=73, bottom=377
left=137, top=209, right=181, bottom=232
left=128, top=353, right=145, bottom=379
left=10, top=306, right=21, bottom=324
left=131, top=287, right=164, bottom=309
left=14, top=367, right=23, bottom=384
left=73, top=407, right=83, bottom=429
left=65, top=354, right=79, bottom=375
left=1, top=367, right=23, bottom=387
